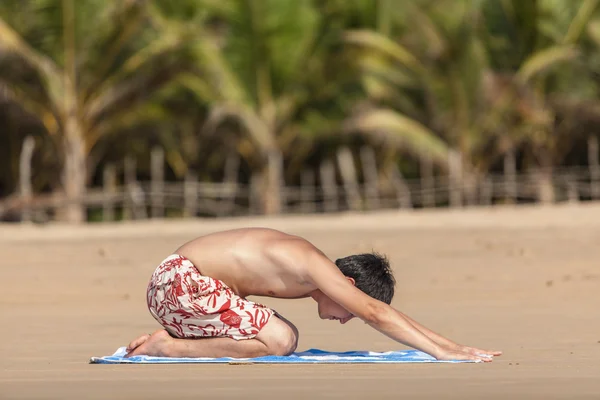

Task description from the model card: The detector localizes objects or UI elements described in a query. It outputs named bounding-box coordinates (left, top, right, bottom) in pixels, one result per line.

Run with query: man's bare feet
left=125, top=333, right=150, bottom=354
left=125, top=330, right=173, bottom=358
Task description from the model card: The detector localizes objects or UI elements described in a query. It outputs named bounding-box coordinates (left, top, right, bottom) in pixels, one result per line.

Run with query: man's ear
left=346, top=276, right=356, bottom=286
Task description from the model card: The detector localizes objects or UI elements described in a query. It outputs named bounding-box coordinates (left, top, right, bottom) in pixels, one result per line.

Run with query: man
left=126, top=228, right=501, bottom=362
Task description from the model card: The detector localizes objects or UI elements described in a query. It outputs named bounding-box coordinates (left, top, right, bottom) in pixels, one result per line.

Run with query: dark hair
left=335, top=253, right=395, bottom=304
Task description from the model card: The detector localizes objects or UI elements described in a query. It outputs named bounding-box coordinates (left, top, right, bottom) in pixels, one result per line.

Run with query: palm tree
left=345, top=0, right=600, bottom=203
left=156, top=0, right=350, bottom=214
left=480, top=0, right=600, bottom=202
left=343, top=0, right=490, bottom=207
left=340, top=0, right=453, bottom=182
left=152, top=0, right=454, bottom=214
left=0, top=0, right=193, bottom=222
left=145, top=0, right=303, bottom=214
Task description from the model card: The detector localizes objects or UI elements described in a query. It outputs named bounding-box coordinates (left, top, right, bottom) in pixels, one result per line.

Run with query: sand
left=1, top=203, right=599, bottom=399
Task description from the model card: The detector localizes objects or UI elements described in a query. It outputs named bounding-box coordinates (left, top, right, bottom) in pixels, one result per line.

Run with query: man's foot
left=125, top=333, right=151, bottom=353
left=124, top=330, right=173, bottom=358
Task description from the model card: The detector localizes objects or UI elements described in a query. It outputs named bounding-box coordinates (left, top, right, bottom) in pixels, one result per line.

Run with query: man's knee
left=258, top=314, right=299, bottom=356
left=271, top=317, right=298, bottom=356
left=282, top=319, right=299, bottom=354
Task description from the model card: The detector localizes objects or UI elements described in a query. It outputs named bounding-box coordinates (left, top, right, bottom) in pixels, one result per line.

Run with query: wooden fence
left=2, top=166, right=600, bottom=223
left=1, top=138, right=600, bottom=223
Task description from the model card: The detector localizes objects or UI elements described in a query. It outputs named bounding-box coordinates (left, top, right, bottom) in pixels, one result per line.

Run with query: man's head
left=315, top=252, right=396, bottom=324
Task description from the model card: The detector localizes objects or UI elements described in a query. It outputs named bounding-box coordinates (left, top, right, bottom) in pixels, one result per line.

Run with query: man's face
left=317, top=295, right=355, bottom=324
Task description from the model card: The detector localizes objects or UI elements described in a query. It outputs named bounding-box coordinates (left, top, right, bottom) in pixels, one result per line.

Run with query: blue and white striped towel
left=90, top=347, right=484, bottom=364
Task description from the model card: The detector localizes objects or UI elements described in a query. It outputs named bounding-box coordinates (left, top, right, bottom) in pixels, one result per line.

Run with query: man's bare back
left=175, top=228, right=317, bottom=299
left=125, top=228, right=501, bottom=362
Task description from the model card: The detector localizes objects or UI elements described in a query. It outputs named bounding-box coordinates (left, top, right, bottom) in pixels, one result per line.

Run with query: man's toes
left=125, top=330, right=172, bottom=358
left=125, top=343, right=147, bottom=358
left=126, top=334, right=150, bottom=352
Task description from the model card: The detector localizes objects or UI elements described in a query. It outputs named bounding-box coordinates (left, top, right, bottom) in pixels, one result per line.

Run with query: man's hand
left=434, top=347, right=494, bottom=363
left=400, top=312, right=502, bottom=360
left=458, top=344, right=502, bottom=358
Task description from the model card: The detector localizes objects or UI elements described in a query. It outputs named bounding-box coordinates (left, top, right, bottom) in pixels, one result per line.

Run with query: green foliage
left=1, top=0, right=600, bottom=214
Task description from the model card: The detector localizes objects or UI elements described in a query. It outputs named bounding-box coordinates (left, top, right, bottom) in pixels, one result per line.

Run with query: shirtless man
left=125, top=228, right=501, bottom=362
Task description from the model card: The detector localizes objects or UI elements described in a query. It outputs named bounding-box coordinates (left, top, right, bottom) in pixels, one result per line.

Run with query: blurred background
left=1, top=0, right=600, bottom=224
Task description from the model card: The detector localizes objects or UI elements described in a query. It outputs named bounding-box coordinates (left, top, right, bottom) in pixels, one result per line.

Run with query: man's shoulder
left=270, top=233, right=318, bottom=253
left=263, top=233, right=323, bottom=269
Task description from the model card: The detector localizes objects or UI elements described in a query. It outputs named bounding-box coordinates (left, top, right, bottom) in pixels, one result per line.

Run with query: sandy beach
left=1, top=203, right=599, bottom=399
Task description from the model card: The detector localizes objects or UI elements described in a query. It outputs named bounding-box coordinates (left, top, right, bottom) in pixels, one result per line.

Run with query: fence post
left=360, top=147, right=380, bottom=210
left=102, top=163, right=116, bottom=221
left=259, top=151, right=284, bottom=215
left=218, top=154, right=240, bottom=216
left=151, top=147, right=165, bottom=218
left=504, top=150, right=517, bottom=203
left=336, top=147, right=361, bottom=211
left=19, top=136, right=35, bottom=223
left=390, top=166, right=413, bottom=209
left=320, top=160, right=338, bottom=212
left=535, top=166, right=555, bottom=204
left=249, top=172, right=262, bottom=215
left=566, top=174, right=579, bottom=203
left=589, top=136, right=600, bottom=200
left=300, top=170, right=316, bottom=213
left=184, top=170, right=198, bottom=218
left=464, top=174, right=478, bottom=206
left=448, top=150, right=463, bottom=207
left=481, top=176, right=493, bottom=206
left=420, top=154, right=435, bottom=208
left=123, top=156, right=136, bottom=220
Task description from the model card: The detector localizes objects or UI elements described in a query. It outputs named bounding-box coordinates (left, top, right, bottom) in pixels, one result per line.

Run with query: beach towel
left=90, top=347, right=486, bottom=364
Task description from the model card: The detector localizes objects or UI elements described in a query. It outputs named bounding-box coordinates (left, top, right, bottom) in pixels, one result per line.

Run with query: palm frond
left=0, top=78, right=59, bottom=134
left=86, top=102, right=170, bottom=152
left=192, top=31, right=248, bottom=104
left=564, top=0, right=600, bottom=44
left=343, top=109, right=449, bottom=165
left=0, top=15, right=64, bottom=109
left=587, top=18, right=600, bottom=47
left=84, top=31, right=189, bottom=121
left=205, top=105, right=277, bottom=154
left=344, top=30, right=425, bottom=74
left=516, top=45, right=579, bottom=83
left=79, top=1, right=148, bottom=97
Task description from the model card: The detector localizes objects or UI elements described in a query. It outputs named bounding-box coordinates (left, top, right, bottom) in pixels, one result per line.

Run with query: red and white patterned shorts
left=147, top=254, right=275, bottom=341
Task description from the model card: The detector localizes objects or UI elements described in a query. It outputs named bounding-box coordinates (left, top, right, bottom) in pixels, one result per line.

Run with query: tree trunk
left=61, top=118, right=86, bottom=223
left=19, top=136, right=36, bottom=223
left=536, top=167, right=555, bottom=204
left=261, top=150, right=283, bottom=215
left=151, top=147, right=165, bottom=219
left=300, top=169, right=316, bottom=213
left=218, top=154, right=240, bottom=217
left=123, top=156, right=136, bottom=220
left=448, top=150, right=463, bottom=207
left=360, top=147, right=380, bottom=210
left=336, top=147, right=361, bottom=211
left=589, top=136, right=600, bottom=200
left=390, top=166, right=413, bottom=209
left=536, top=151, right=555, bottom=204
left=320, top=160, right=338, bottom=213
left=61, top=0, right=85, bottom=223
left=420, top=154, right=435, bottom=208
left=184, top=170, right=198, bottom=218
left=504, top=150, right=517, bottom=203
left=102, top=163, right=116, bottom=222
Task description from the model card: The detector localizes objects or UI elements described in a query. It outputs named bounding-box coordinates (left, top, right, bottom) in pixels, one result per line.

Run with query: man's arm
left=400, top=313, right=461, bottom=349
left=303, top=249, right=492, bottom=362
left=391, top=310, right=501, bottom=357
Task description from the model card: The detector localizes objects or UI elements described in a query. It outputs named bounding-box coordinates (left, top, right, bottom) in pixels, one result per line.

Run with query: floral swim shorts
left=146, top=254, right=275, bottom=340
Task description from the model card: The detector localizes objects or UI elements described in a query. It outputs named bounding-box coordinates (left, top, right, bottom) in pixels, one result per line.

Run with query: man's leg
left=125, top=314, right=298, bottom=358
